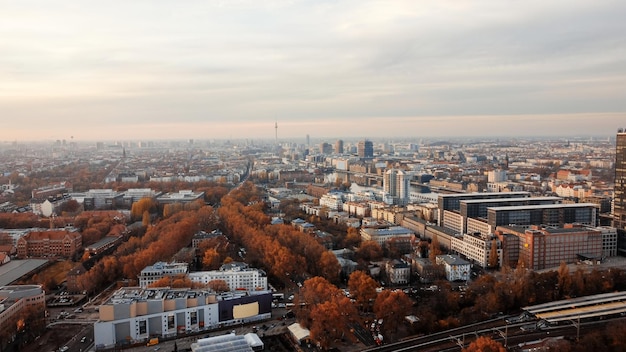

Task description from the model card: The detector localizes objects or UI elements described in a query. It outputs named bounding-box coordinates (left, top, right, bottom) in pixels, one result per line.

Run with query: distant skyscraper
left=614, top=129, right=626, bottom=230
left=384, top=169, right=410, bottom=204
left=306, top=134, right=310, bottom=147
left=357, top=140, right=373, bottom=158
left=335, top=140, right=344, bottom=154
left=320, top=142, right=332, bottom=154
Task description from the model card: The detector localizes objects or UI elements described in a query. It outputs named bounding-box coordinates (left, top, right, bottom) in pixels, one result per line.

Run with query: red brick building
left=17, top=229, right=82, bottom=259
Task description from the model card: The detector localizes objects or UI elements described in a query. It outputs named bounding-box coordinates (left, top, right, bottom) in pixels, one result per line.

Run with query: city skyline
left=2, top=1, right=625, bottom=141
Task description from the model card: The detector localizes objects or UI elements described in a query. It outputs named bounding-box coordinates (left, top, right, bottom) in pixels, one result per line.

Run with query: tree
left=557, top=261, right=572, bottom=298
left=142, top=210, right=151, bottom=227
left=356, top=241, right=383, bottom=262
left=462, top=336, right=506, bottom=352
left=488, top=240, right=499, bottom=269
left=131, top=197, right=157, bottom=221
left=308, top=296, right=358, bottom=349
left=344, top=227, right=361, bottom=248
left=59, top=199, right=81, bottom=214
left=202, top=248, right=221, bottom=270
left=348, top=271, right=378, bottom=311
left=429, top=235, right=442, bottom=263
left=373, top=289, right=413, bottom=340
left=317, top=251, right=341, bottom=284
left=208, top=279, right=229, bottom=292
left=295, top=277, right=350, bottom=329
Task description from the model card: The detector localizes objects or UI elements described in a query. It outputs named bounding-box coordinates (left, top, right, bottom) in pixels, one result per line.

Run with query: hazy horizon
left=2, top=1, right=625, bottom=141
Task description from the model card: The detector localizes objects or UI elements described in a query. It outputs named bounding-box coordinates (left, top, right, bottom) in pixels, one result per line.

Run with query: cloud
left=0, top=0, right=625, bottom=140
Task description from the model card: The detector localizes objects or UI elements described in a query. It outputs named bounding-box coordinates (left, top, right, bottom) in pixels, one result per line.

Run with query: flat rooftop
left=0, top=259, right=49, bottom=286
left=460, top=196, right=561, bottom=204
left=487, top=203, right=597, bottom=211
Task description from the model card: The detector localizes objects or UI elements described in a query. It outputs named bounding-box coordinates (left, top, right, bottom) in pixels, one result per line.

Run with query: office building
left=487, top=203, right=597, bottom=229
left=93, top=287, right=272, bottom=349
left=614, top=129, right=626, bottom=255
left=0, top=285, right=45, bottom=336
left=334, top=140, right=344, bottom=154
left=451, top=233, right=501, bottom=268
left=156, top=190, right=205, bottom=205
left=357, top=140, right=374, bottom=159
left=437, top=192, right=530, bottom=227
left=496, top=224, right=603, bottom=270
left=454, top=196, right=562, bottom=234
left=319, top=142, right=332, bottom=155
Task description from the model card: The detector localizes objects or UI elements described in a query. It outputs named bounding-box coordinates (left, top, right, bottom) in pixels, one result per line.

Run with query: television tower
left=275, top=121, right=278, bottom=145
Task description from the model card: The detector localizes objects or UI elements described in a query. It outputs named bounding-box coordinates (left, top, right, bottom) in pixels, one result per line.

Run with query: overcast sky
left=2, top=0, right=625, bottom=141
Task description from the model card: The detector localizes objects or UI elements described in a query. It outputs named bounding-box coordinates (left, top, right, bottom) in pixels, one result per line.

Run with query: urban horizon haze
left=2, top=1, right=625, bottom=141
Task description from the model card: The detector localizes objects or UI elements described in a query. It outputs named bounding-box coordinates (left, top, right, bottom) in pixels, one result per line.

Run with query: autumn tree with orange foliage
left=218, top=182, right=340, bottom=284
left=344, top=227, right=361, bottom=248
left=202, top=248, right=221, bottom=270
left=0, top=213, right=39, bottom=228
left=348, top=271, right=378, bottom=312
left=462, top=336, right=505, bottom=352
left=429, top=234, right=443, bottom=263
left=356, top=240, right=383, bottom=263
left=77, top=207, right=203, bottom=293
left=295, top=277, right=359, bottom=350
left=373, top=289, right=413, bottom=340
left=207, top=279, right=229, bottom=292
left=148, top=275, right=201, bottom=289
left=130, top=198, right=158, bottom=221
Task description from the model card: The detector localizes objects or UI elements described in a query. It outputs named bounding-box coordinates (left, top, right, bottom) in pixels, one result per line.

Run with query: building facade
left=188, top=263, right=268, bottom=291
left=138, top=262, right=190, bottom=288
left=385, top=260, right=410, bottom=285
left=451, top=233, right=501, bottom=268
left=360, top=226, right=415, bottom=254
left=93, top=287, right=271, bottom=349
left=16, top=228, right=82, bottom=259
left=319, top=193, right=344, bottom=211
left=357, top=140, right=374, bottom=159
left=487, top=203, right=597, bottom=229
left=383, top=169, right=411, bottom=204
left=497, top=225, right=603, bottom=270
left=436, top=255, right=470, bottom=282
left=0, top=285, right=45, bottom=339
left=437, top=192, right=530, bottom=227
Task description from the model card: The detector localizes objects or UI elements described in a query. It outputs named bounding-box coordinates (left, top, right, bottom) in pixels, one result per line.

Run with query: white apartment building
left=320, top=193, right=343, bottom=211
left=188, top=263, right=268, bottom=291
left=466, top=217, right=491, bottom=236
left=138, top=262, right=189, bottom=288
left=386, top=260, right=411, bottom=285
left=451, top=234, right=501, bottom=268
left=442, top=210, right=463, bottom=234
left=436, top=255, right=471, bottom=282
left=343, top=202, right=370, bottom=217
left=488, top=170, right=508, bottom=183
left=384, top=169, right=411, bottom=204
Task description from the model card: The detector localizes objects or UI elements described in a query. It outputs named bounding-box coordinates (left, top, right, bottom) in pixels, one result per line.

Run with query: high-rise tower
left=614, top=129, right=626, bottom=230
left=335, top=140, right=344, bottom=154
left=357, top=140, right=373, bottom=158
